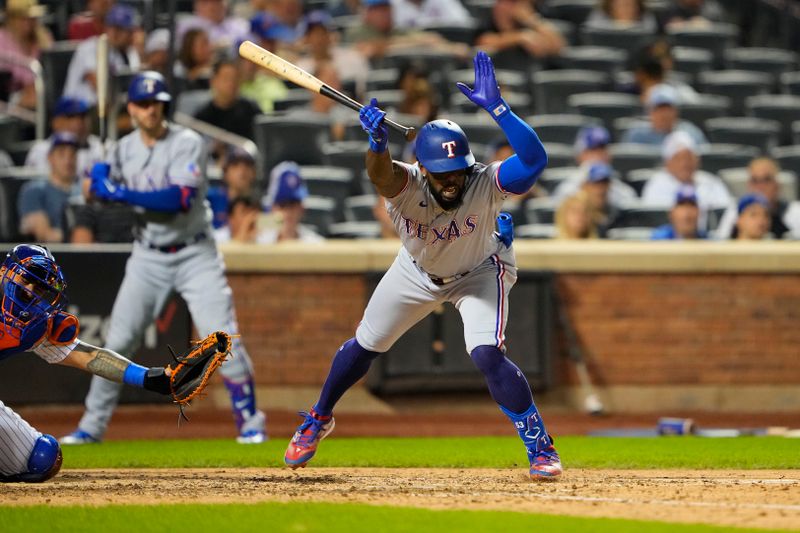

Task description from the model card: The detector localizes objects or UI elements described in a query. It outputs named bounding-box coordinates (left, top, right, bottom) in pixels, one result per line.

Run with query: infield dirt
left=4, top=468, right=799, bottom=530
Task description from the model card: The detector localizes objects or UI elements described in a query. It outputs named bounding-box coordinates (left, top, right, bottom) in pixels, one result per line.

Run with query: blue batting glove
left=90, top=162, right=126, bottom=202
left=359, top=98, right=389, bottom=153
left=456, top=51, right=509, bottom=120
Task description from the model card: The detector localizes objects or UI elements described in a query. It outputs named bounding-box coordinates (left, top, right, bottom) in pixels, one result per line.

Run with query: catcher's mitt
left=167, top=331, right=234, bottom=420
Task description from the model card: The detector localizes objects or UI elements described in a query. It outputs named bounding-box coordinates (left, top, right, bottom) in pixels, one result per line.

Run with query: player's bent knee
left=24, top=434, right=63, bottom=482
left=354, top=329, right=392, bottom=354
left=470, top=345, right=505, bottom=375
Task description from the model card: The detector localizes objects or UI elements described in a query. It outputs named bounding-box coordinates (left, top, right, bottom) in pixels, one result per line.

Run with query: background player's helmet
left=1, top=245, right=67, bottom=339
left=127, top=71, right=172, bottom=104
left=415, top=119, right=475, bottom=174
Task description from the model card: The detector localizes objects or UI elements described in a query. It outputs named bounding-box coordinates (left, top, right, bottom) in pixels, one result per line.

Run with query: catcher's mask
left=1, top=244, right=67, bottom=340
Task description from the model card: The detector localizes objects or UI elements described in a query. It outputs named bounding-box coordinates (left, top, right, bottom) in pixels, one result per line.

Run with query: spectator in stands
left=714, top=157, right=795, bottom=240
left=178, top=0, right=250, bottom=50
left=734, top=194, right=772, bottom=240
left=664, top=0, right=725, bottom=29
left=64, top=4, right=141, bottom=106
left=68, top=0, right=112, bottom=41
left=554, top=127, right=636, bottom=209
left=265, top=0, right=304, bottom=39
left=194, top=57, right=262, bottom=152
left=476, top=0, right=564, bottom=60
left=17, top=133, right=81, bottom=243
left=296, top=10, right=370, bottom=100
left=213, top=196, right=262, bottom=243
left=259, top=161, right=324, bottom=243
left=562, top=162, right=626, bottom=238
left=345, top=0, right=469, bottom=61
left=239, top=14, right=291, bottom=112
left=391, top=0, right=473, bottom=29
left=629, top=43, right=700, bottom=105
left=555, top=190, right=599, bottom=240
left=622, top=84, right=708, bottom=147
left=0, top=0, right=53, bottom=109
left=25, top=96, right=103, bottom=180
left=175, top=28, right=214, bottom=90
left=207, top=148, right=259, bottom=230
left=651, top=185, right=707, bottom=240
left=642, top=131, right=731, bottom=228
left=586, top=0, right=658, bottom=32
left=142, top=29, right=171, bottom=76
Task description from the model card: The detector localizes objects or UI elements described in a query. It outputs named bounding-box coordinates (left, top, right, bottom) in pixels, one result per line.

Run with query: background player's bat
left=96, top=33, right=109, bottom=158
left=238, top=40, right=417, bottom=141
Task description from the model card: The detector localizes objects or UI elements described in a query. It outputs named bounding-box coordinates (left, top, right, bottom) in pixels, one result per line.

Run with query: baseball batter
left=285, top=52, right=562, bottom=479
left=0, top=245, right=175, bottom=482
left=62, top=71, right=265, bottom=445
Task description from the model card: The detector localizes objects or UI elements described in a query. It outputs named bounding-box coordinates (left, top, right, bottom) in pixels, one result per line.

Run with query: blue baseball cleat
left=284, top=409, right=335, bottom=469
left=529, top=444, right=563, bottom=479
left=59, top=429, right=100, bottom=445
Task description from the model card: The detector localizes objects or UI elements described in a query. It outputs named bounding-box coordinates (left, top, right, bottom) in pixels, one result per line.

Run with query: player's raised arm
left=360, top=98, right=408, bottom=198
left=57, top=341, right=172, bottom=395
left=457, top=51, right=548, bottom=194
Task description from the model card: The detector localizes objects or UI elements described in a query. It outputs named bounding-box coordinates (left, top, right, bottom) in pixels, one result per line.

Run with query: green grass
left=59, top=436, right=800, bottom=470
left=0, top=502, right=790, bottom=533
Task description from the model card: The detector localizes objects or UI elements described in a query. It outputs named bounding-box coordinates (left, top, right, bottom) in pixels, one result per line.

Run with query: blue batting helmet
left=415, top=119, right=475, bottom=173
left=127, top=71, right=172, bottom=104
left=1, top=244, right=67, bottom=340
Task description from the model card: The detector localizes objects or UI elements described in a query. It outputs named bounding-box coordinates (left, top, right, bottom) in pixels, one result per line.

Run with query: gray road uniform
left=356, top=160, right=516, bottom=354
left=74, top=124, right=263, bottom=439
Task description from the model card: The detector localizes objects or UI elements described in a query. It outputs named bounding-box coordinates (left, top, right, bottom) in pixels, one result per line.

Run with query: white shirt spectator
left=391, top=0, right=472, bottom=28
left=64, top=36, right=140, bottom=105
left=643, top=168, right=732, bottom=229
left=177, top=14, right=250, bottom=50
left=25, top=135, right=104, bottom=179
left=553, top=163, right=638, bottom=208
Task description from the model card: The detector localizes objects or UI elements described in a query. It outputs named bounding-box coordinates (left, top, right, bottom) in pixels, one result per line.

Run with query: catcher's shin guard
left=0, top=434, right=63, bottom=483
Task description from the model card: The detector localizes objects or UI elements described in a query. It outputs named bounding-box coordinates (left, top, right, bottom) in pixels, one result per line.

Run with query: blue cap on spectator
left=586, top=162, right=612, bottom=183
left=363, top=0, right=390, bottom=6
left=49, top=132, right=79, bottom=152
left=302, top=10, right=333, bottom=33
left=737, top=193, right=769, bottom=215
left=250, top=12, right=297, bottom=42
left=675, top=185, right=698, bottom=205
left=105, top=4, right=139, bottom=30
left=574, top=126, right=610, bottom=153
left=54, top=96, right=89, bottom=117
left=265, top=161, right=308, bottom=207
left=647, top=84, right=679, bottom=109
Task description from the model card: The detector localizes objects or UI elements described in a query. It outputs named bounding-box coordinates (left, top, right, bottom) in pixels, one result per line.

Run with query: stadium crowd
left=1, top=0, right=800, bottom=244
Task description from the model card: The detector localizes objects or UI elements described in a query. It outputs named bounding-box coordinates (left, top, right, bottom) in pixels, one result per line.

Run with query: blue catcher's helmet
left=415, top=119, right=475, bottom=174
left=127, top=71, right=172, bottom=104
left=1, top=244, right=67, bottom=340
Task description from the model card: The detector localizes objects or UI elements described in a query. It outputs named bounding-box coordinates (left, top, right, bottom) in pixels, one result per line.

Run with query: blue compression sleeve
left=121, top=186, right=196, bottom=213
left=493, top=105, right=548, bottom=195
left=122, top=363, right=147, bottom=388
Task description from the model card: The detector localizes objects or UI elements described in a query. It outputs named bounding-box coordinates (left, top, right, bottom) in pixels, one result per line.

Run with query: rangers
left=0, top=245, right=173, bottom=482
left=62, top=71, right=266, bottom=445
left=285, top=52, right=562, bottom=479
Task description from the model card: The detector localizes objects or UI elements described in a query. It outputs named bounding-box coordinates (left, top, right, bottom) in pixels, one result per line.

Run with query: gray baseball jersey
left=388, top=160, right=508, bottom=278
left=111, top=124, right=212, bottom=247
left=355, top=159, right=517, bottom=355
left=0, top=339, right=74, bottom=476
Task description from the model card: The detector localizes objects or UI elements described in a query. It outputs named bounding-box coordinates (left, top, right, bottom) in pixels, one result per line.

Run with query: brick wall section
left=228, top=274, right=366, bottom=385
left=228, top=272, right=800, bottom=387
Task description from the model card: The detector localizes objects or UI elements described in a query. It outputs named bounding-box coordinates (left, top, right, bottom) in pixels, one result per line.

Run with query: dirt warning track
left=3, top=468, right=799, bottom=530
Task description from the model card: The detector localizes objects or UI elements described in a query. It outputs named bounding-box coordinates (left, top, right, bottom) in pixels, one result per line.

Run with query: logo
left=492, top=103, right=508, bottom=117
left=441, top=140, right=457, bottom=158
left=142, top=78, right=157, bottom=94
left=419, top=201, right=427, bottom=207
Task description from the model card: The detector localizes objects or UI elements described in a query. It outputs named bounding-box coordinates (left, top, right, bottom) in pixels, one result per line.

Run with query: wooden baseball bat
left=238, top=40, right=417, bottom=141
left=96, top=34, right=109, bottom=157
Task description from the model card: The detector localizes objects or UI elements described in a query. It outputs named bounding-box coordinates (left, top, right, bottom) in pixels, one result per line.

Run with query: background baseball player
left=285, top=51, right=561, bottom=479
left=61, top=71, right=265, bottom=445
left=0, top=245, right=174, bottom=482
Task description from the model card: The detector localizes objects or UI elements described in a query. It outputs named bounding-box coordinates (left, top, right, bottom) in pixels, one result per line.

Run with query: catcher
left=0, top=244, right=231, bottom=483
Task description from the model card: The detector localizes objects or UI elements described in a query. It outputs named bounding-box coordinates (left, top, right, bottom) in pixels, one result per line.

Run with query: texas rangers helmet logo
left=142, top=78, right=157, bottom=93
left=441, top=140, right=457, bottom=158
